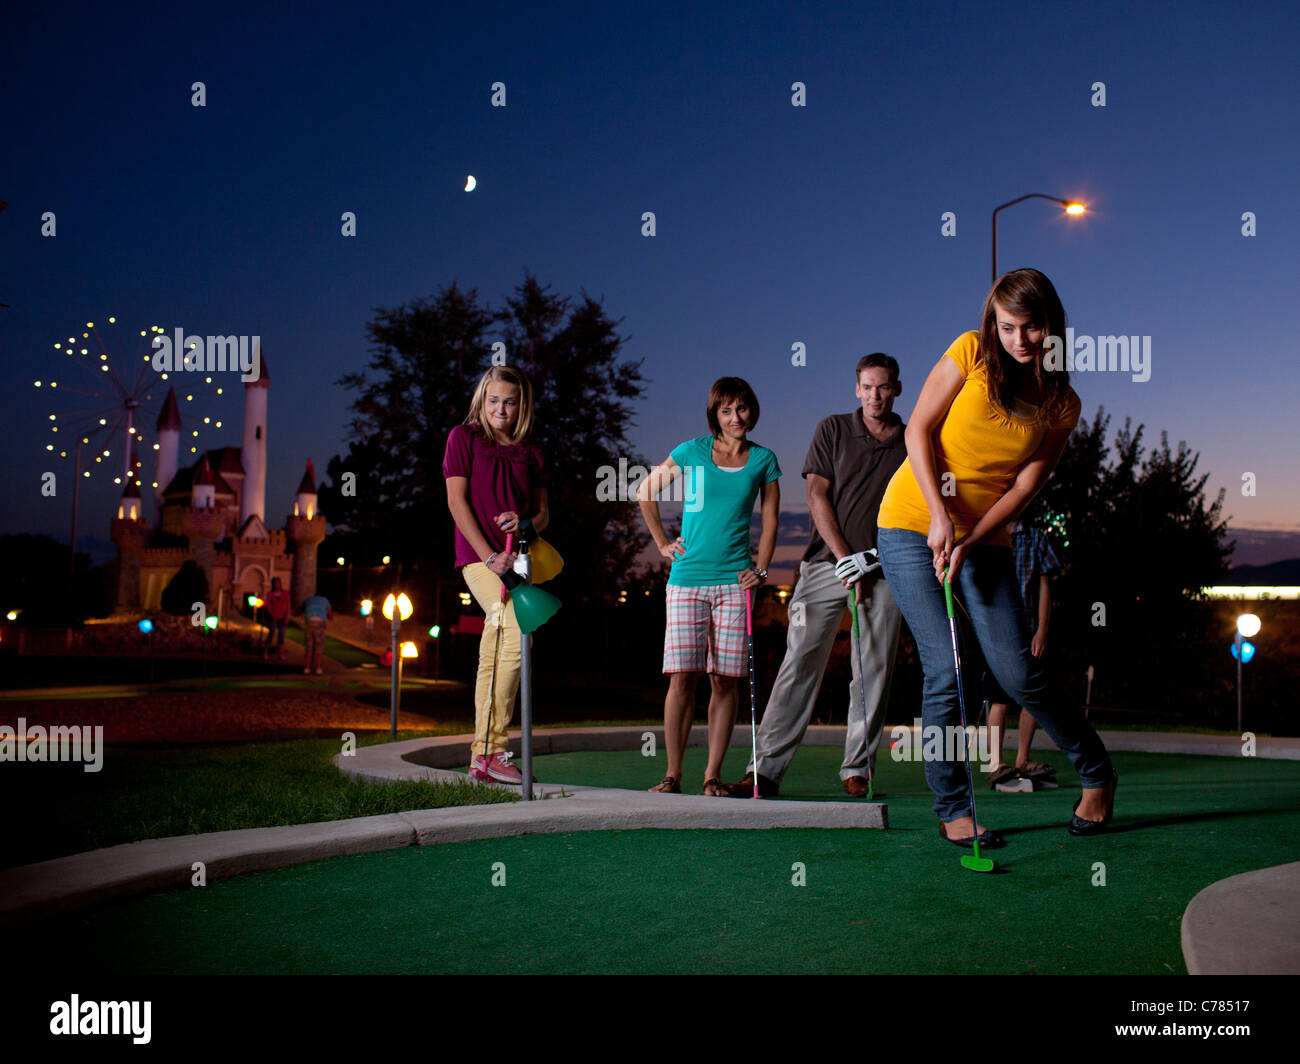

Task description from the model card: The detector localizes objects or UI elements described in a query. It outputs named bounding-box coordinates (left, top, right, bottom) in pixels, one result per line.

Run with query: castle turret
left=110, top=481, right=149, bottom=609
left=294, top=459, right=318, bottom=520
left=183, top=456, right=225, bottom=597
left=288, top=458, right=325, bottom=611
left=240, top=343, right=269, bottom=526
left=191, top=454, right=216, bottom=509
left=154, top=387, right=182, bottom=525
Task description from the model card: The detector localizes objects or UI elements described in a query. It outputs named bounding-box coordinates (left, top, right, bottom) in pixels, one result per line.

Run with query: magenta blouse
left=442, top=424, right=545, bottom=568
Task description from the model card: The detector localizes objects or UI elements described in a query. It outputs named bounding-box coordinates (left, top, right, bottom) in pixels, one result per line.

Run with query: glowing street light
left=1234, top=613, right=1262, bottom=731
left=991, top=193, right=1087, bottom=282
left=383, top=591, right=415, bottom=737
left=382, top=593, right=412, bottom=621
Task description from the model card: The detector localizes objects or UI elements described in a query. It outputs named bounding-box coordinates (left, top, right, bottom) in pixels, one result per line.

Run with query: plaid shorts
left=663, top=583, right=747, bottom=677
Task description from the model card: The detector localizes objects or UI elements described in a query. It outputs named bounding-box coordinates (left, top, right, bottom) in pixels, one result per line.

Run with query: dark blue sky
left=4, top=0, right=1298, bottom=563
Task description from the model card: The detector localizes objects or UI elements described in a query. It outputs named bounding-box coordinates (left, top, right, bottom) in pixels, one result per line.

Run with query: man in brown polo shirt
left=727, top=353, right=906, bottom=797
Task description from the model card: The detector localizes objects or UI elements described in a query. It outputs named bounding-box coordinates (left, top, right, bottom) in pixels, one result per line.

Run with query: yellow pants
left=462, top=563, right=522, bottom=757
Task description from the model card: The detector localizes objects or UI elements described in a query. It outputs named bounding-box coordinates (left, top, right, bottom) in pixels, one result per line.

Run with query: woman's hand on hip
left=658, top=537, right=686, bottom=563
left=737, top=568, right=765, bottom=590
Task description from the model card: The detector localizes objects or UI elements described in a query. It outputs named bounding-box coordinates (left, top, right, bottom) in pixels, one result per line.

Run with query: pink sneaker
left=469, top=755, right=492, bottom=782
left=484, top=752, right=523, bottom=785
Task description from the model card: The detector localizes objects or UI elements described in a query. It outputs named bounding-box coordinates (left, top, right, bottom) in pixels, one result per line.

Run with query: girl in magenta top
left=443, top=365, right=549, bottom=785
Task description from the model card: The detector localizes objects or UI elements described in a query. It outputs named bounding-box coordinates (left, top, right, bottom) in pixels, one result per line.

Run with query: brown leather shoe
left=841, top=776, right=871, bottom=797
left=722, top=771, right=780, bottom=798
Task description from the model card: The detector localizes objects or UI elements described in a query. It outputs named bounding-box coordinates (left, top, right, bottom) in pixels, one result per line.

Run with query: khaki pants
left=306, top=617, right=327, bottom=671
left=463, top=563, right=522, bottom=757
left=750, top=560, right=902, bottom=782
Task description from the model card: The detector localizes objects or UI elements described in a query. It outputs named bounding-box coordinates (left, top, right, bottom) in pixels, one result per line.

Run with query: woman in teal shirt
left=637, top=377, right=782, bottom=795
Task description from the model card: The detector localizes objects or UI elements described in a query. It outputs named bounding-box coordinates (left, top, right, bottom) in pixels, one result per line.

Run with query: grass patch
left=0, top=729, right=514, bottom=870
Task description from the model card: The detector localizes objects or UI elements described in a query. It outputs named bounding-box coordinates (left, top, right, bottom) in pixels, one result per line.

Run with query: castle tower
left=110, top=481, right=149, bottom=609
left=240, top=343, right=269, bottom=526
left=154, top=387, right=182, bottom=525
left=288, top=459, right=325, bottom=611
left=182, top=455, right=225, bottom=599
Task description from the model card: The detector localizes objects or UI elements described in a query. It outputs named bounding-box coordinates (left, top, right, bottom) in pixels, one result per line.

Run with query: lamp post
left=1235, top=613, right=1261, bottom=731
left=991, top=194, right=1086, bottom=283
left=383, top=592, right=413, bottom=739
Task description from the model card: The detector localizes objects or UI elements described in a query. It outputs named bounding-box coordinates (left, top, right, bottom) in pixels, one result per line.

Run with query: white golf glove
left=835, top=549, right=881, bottom=584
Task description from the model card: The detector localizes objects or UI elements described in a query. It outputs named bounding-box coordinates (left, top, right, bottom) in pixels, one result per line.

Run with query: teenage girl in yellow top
left=876, top=269, right=1117, bottom=849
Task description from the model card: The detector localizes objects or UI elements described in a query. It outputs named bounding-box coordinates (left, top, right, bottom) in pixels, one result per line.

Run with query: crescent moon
left=464, top=175, right=476, bottom=192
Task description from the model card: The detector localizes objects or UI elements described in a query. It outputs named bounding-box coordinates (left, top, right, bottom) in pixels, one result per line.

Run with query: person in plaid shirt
left=986, top=519, right=1063, bottom=791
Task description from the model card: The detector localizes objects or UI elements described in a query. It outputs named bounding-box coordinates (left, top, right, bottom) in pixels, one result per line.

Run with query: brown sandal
left=702, top=777, right=729, bottom=797
left=649, top=776, right=681, bottom=793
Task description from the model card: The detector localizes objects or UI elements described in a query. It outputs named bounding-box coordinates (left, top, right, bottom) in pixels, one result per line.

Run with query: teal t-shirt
left=666, top=436, right=782, bottom=587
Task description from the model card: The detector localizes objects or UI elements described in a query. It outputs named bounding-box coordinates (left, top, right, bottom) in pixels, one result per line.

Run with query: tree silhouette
left=319, top=274, right=647, bottom=633
left=1029, top=408, right=1233, bottom=717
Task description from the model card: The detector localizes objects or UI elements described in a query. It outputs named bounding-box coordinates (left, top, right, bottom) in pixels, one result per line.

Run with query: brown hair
left=464, top=364, right=535, bottom=443
left=855, top=352, right=899, bottom=384
left=706, top=377, right=760, bottom=438
left=978, top=269, right=1070, bottom=426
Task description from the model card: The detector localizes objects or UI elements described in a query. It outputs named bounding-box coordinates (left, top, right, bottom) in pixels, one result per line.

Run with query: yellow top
left=877, top=331, right=1080, bottom=548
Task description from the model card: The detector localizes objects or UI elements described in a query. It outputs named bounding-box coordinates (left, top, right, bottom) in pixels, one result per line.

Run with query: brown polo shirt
left=801, top=411, right=907, bottom=564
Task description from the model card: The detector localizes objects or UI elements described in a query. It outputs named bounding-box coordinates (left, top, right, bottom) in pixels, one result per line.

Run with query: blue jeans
left=877, top=527, right=1112, bottom=822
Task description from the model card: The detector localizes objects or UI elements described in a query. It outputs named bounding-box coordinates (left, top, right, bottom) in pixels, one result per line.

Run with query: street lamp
left=383, top=592, right=414, bottom=739
left=991, top=194, right=1086, bottom=282
left=1235, top=613, right=1262, bottom=731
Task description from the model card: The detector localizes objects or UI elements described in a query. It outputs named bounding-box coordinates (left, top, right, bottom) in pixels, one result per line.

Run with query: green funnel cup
left=501, top=571, right=562, bottom=634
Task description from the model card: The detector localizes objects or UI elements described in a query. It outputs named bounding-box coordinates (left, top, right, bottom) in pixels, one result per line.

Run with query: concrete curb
left=0, top=814, right=415, bottom=919
left=1181, top=861, right=1300, bottom=974
left=333, top=725, right=1300, bottom=794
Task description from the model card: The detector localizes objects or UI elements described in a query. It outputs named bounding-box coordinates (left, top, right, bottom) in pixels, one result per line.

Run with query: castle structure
left=109, top=351, right=326, bottom=616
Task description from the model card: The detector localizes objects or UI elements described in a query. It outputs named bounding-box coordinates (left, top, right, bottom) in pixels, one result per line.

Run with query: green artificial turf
left=13, top=750, right=1299, bottom=975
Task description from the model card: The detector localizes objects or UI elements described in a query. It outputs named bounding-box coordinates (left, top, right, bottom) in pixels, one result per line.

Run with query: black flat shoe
left=939, top=822, right=1005, bottom=849
left=1068, top=770, right=1119, bottom=836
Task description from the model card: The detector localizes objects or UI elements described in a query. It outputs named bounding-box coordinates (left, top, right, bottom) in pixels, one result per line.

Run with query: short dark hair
left=706, top=377, right=760, bottom=437
left=856, top=353, right=899, bottom=383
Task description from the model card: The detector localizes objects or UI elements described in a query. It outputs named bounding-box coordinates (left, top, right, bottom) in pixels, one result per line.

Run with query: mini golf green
left=13, top=749, right=1300, bottom=975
